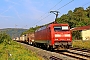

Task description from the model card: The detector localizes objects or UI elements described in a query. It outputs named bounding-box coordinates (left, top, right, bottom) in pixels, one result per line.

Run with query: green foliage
left=0, top=41, right=43, bottom=60
left=56, top=6, right=90, bottom=28
left=0, top=32, right=12, bottom=44
left=72, top=31, right=82, bottom=40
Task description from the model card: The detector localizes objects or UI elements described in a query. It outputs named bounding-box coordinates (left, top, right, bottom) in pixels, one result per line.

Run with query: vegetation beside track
left=72, top=40, right=90, bottom=49
left=0, top=32, right=43, bottom=60
left=0, top=41, right=43, bottom=60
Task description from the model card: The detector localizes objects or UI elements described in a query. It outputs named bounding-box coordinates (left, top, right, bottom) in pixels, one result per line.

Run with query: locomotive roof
left=39, top=23, right=69, bottom=28
left=35, top=23, right=69, bottom=32
left=48, top=23, right=69, bottom=26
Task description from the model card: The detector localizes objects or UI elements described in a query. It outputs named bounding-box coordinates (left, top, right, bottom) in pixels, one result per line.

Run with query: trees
left=56, top=6, right=90, bottom=40
left=57, top=6, right=90, bottom=28
left=86, top=6, right=90, bottom=18
left=0, top=32, right=11, bottom=44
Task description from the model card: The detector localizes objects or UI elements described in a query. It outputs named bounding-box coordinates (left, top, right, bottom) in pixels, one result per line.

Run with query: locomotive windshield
left=54, top=26, right=69, bottom=31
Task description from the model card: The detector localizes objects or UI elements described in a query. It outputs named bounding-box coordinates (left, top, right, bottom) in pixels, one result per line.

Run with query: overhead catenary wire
left=42, top=0, right=74, bottom=19
left=37, top=0, right=62, bottom=19
left=48, top=0, right=63, bottom=11
left=57, top=0, right=74, bottom=10
left=32, top=14, right=52, bottom=27
left=31, top=0, right=62, bottom=27
left=31, top=0, right=74, bottom=27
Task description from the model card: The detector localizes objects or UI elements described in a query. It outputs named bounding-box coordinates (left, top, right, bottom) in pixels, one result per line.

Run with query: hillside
left=0, top=28, right=28, bottom=38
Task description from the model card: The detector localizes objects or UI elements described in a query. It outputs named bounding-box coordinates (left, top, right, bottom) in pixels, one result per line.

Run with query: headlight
left=65, top=34, right=71, bottom=37
left=55, top=34, right=61, bottom=37
left=32, top=40, right=34, bottom=42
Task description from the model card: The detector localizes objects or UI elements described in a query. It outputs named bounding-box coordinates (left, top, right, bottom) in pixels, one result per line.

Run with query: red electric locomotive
left=34, top=23, right=72, bottom=50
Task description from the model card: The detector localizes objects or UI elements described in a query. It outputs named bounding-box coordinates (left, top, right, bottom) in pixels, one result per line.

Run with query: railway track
left=56, top=47, right=90, bottom=60
left=17, top=41, right=90, bottom=60
left=18, top=42, right=76, bottom=60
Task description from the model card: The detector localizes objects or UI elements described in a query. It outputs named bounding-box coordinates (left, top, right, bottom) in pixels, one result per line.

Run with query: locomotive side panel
left=34, top=28, right=50, bottom=43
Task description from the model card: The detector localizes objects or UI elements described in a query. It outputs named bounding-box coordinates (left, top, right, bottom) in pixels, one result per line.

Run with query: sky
left=0, top=0, right=90, bottom=29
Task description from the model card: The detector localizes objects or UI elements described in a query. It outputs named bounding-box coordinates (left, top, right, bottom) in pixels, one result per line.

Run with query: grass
left=72, top=40, right=90, bottom=49
left=0, top=41, right=43, bottom=60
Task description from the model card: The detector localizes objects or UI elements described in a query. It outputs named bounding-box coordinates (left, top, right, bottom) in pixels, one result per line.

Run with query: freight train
left=33, top=23, right=72, bottom=50
left=18, top=23, right=72, bottom=50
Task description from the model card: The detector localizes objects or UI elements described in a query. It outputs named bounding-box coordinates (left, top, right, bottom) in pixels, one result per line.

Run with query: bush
left=72, top=31, right=82, bottom=40
left=73, top=40, right=90, bottom=49
left=0, top=32, right=12, bottom=44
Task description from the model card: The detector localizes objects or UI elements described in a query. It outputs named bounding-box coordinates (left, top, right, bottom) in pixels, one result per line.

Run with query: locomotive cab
left=50, top=24, right=72, bottom=49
